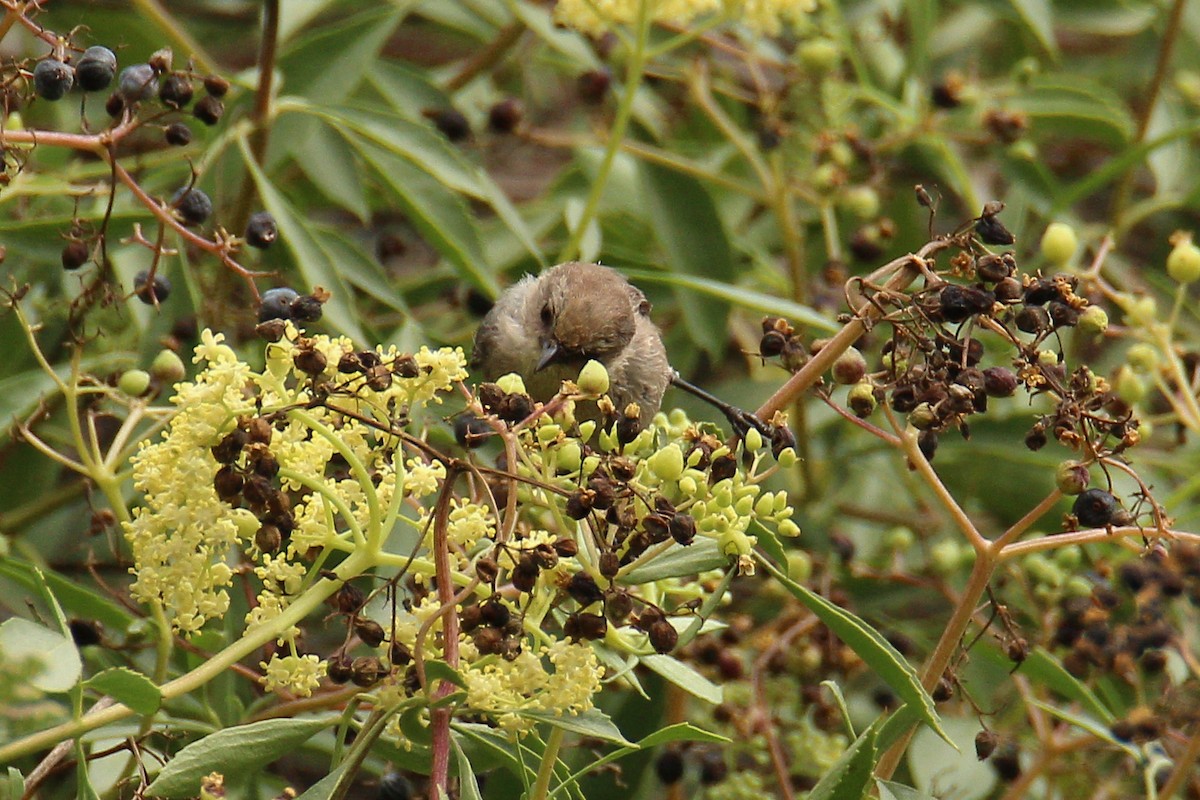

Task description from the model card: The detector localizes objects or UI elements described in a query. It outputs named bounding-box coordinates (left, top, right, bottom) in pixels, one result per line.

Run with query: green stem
left=531, top=726, right=566, bottom=800
left=557, top=0, right=652, bottom=262
left=0, top=551, right=369, bottom=763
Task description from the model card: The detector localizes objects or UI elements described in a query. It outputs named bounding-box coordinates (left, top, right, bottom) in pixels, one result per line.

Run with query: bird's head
left=531, top=262, right=638, bottom=371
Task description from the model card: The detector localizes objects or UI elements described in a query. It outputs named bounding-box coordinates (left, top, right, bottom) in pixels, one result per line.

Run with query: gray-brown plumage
left=470, top=262, right=671, bottom=425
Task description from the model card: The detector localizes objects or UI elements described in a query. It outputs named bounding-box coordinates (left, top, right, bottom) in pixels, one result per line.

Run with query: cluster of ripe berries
left=30, top=45, right=227, bottom=135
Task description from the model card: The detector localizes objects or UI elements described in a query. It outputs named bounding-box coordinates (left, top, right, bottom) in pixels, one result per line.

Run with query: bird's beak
left=536, top=340, right=562, bottom=372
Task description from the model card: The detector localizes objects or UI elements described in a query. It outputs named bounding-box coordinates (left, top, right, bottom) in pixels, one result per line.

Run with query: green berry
left=1077, top=305, right=1108, bottom=337
left=576, top=360, right=609, bottom=396
left=1127, top=343, right=1159, bottom=373
left=648, top=444, right=684, bottom=482
left=1055, top=461, right=1090, bottom=495
left=1115, top=365, right=1146, bottom=405
left=1040, top=222, right=1078, bottom=267
left=797, top=38, right=840, bottom=73
left=841, top=186, right=880, bottom=219
left=118, top=369, right=151, bottom=397
left=151, top=349, right=186, bottom=382
left=1167, top=239, right=1200, bottom=284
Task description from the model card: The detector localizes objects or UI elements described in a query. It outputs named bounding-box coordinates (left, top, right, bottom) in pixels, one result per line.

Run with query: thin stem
left=530, top=726, right=566, bottom=800
left=991, top=489, right=1063, bottom=550
left=999, top=526, right=1199, bottom=560
left=557, top=0, right=652, bottom=262
left=444, top=19, right=525, bottom=93
left=229, top=0, right=280, bottom=236
left=900, top=427, right=989, bottom=553
left=1159, top=720, right=1200, bottom=799
left=428, top=467, right=464, bottom=795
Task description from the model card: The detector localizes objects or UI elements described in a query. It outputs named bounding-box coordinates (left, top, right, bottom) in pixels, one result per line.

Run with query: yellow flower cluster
left=462, top=640, right=603, bottom=733
left=260, top=654, right=327, bottom=697
left=552, top=0, right=816, bottom=36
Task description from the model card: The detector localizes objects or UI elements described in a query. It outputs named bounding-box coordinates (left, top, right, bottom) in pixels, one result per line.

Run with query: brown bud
left=354, top=618, right=386, bottom=647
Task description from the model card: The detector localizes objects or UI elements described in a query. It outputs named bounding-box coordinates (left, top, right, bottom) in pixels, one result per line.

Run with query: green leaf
left=85, top=668, right=162, bottom=716
left=637, top=722, right=729, bottom=748
left=290, top=119, right=369, bottom=221
left=277, top=7, right=407, bottom=103
left=1007, top=0, right=1058, bottom=59
left=351, top=141, right=498, bottom=297
left=145, top=717, right=336, bottom=798
left=0, top=617, right=81, bottom=692
left=2, top=767, right=25, bottom=800
left=907, top=717, right=996, bottom=800
left=451, top=736, right=483, bottom=800
left=237, top=135, right=366, bottom=343
left=425, top=659, right=468, bottom=690
left=1030, top=701, right=1144, bottom=762
left=518, top=708, right=633, bottom=746
left=1019, top=647, right=1114, bottom=723
left=452, top=722, right=534, bottom=781
left=877, top=780, right=936, bottom=800
left=750, top=520, right=788, bottom=573
left=640, top=655, right=722, bottom=705
left=509, top=1, right=599, bottom=67
left=619, top=537, right=727, bottom=583
left=292, top=762, right=346, bottom=800
left=1011, top=76, right=1135, bottom=146
left=639, top=162, right=733, bottom=355
left=808, top=720, right=880, bottom=800
left=758, top=557, right=949, bottom=745
left=623, top=269, right=839, bottom=333
left=0, top=558, right=133, bottom=631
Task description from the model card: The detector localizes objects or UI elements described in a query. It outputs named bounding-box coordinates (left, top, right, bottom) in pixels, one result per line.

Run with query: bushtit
left=471, top=262, right=671, bottom=425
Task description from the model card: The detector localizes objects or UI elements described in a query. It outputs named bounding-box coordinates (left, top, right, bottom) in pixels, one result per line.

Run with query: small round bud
left=647, top=444, right=684, bottom=481
left=150, top=349, right=186, bottom=382
left=576, top=359, right=610, bottom=395
left=1167, top=239, right=1200, bottom=284
left=1114, top=365, right=1146, bottom=405
left=1077, top=305, right=1108, bottom=337
left=203, top=74, right=230, bottom=97
left=908, top=402, right=937, bottom=430
left=848, top=381, right=877, bottom=417
left=832, top=347, right=867, bottom=385
left=841, top=186, right=880, bottom=219
left=117, top=369, right=151, bottom=397
left=1055, top=460, right=1090, bottom=495
left=1040, top=222, right=1078, bottom=267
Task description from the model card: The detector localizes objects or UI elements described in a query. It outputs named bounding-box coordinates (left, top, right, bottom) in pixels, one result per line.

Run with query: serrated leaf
left=623, top=269, right=838, bottom=333
left=518, top=708, right=632, bottom=746
left=85, top=668, right=161, bottom=715
left=639, top=162, right=732, bottom=355
left=808, top=720, right=880, bottom=800
left=759, top=557, right=950, bottom=745
left=237, top=135, right=366, bottom=343
left=619, top=537, right=727, bottom=583
left=0, top=618, right=81, bottom=692
left=146, top=717, right=336, bottom=798
left=636, top=723, right=729, bottom=748
left=640, top=655, right=722, bottom=705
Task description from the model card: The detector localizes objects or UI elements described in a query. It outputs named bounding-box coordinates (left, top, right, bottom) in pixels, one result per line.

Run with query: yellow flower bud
left=647, top=444, right=684, bottom=481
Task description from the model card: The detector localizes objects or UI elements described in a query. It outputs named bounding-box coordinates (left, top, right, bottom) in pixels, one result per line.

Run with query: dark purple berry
left=194, top=95, right=223, bottom=125
left=118, top=64, right=157, bottom=102
left=1073, top=488, right=1118, bottom=528
left=578, top=68, right=612, bottom=104
left=61, top=240, right=89, bottom=270
left=244, top=211, right=278, bottom=249
left=171, top=187, right=212, bottom=226
left=33, top=59, right=74, bottom=100
left=290, top=295, right=323, bottom=323
left=203, top=74, right=230, bottom=97
left=159, top=75, right=193, bottom=108
left=428, top=108, right=470, bottom=141
left=133, top=270, right=170, bottom=304
left=76, top=46, right=116, bottom=92
left=164, top=122, right=192, bottom=146
left=258, top=287, right=299, bottom=322
left=487, top=98, right=522, bottom=133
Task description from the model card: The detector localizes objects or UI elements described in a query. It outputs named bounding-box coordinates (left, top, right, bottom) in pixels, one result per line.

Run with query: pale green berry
left=842, top=186, right=880, bottom=220
left=1115, top=365, right=1146, bottom=405
left=1055, top=460, right=1090, bottom=495
left=1040, top=222, right=1078, bottom=267
left=1077, top=305, right=1108, bottom=337
left=908, top=402, right=937, bottom=431
left=1120, top=294, right=1158, bottom=327
left=828, top=141, right=854, bottom=168
left=1037, top=349, right=1058, bottom=367
left=576, top=359, right=610, bottom=395
left=679, top=476, right=698, bottom=496
left=848, top=381, right=877, bottom=417
left=556, top=441, right=582, bottom=473
left=1064, top=576, right=1093, bottom=598
left=1127, top=343, right=1160, bottom=373
left=812, top=163, right=842, bottom=192
left=648, top=444, right=685, bottom=481
left=776, top=448, right=798, bottom=469
left=929, top=540, right=960, bottom=576
left=1167, top=239, right=1200, bottom=284
left=1054, top=544, right=1083, bottom=570
left=232, top=508, right=260, bottom=539
left=788, top=551, right=812, bottom=581
left=578, top=421, right=597, bottom=442
left=744, top=427, right=764, bottom=452
left=797, top=37, right=840, bottom=73
left=777, top=519, right=801, bottom=538
left=884, top=526, right=915, bottom=551
left=496, top=373, right=527, bottom=395
left=118, top=369, right=151, bottom=397
left=150, top=349, right=186, bottom=382
left=537, top=424, right=562, bottom=446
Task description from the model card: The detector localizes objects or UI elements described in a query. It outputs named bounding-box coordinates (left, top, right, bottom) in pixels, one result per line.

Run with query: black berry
left=655, top=751, right=684, bottom=785
left=118, top=64, right=157, bottom=102
left=428, top=108, right=470, bottom=141
left=76, top=46, right=117, bottom=92
left=244, top=211, right=278, bottom=249
left=171, top=187, right=212, bottom=226
left=164, top=122, right=192, bottom=146
left=33, top=59, right=74, bottom=101
left=194, top=95, right=223, bottom=125
left=290, top=294, right=323, bottom=323
left=487, top=98, right=522, bottom=133
left=133, top=270, right=171, bottom=304
left=61, top=240, right=89, bottom=270
left=258, top=287, right=299, bottom=322
left=976, top=214, right=1015, bottom=246
left=159, top=75, right=194, bottom=108
left=1073, top=488, right=1118, bottom=528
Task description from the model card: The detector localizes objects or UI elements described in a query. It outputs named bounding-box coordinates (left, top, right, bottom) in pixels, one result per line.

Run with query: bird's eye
left=540, top=304, right=553, bottom=325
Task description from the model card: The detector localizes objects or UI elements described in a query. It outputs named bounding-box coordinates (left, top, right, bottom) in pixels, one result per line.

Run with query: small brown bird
left=471, top=262, right=671, bottom=425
